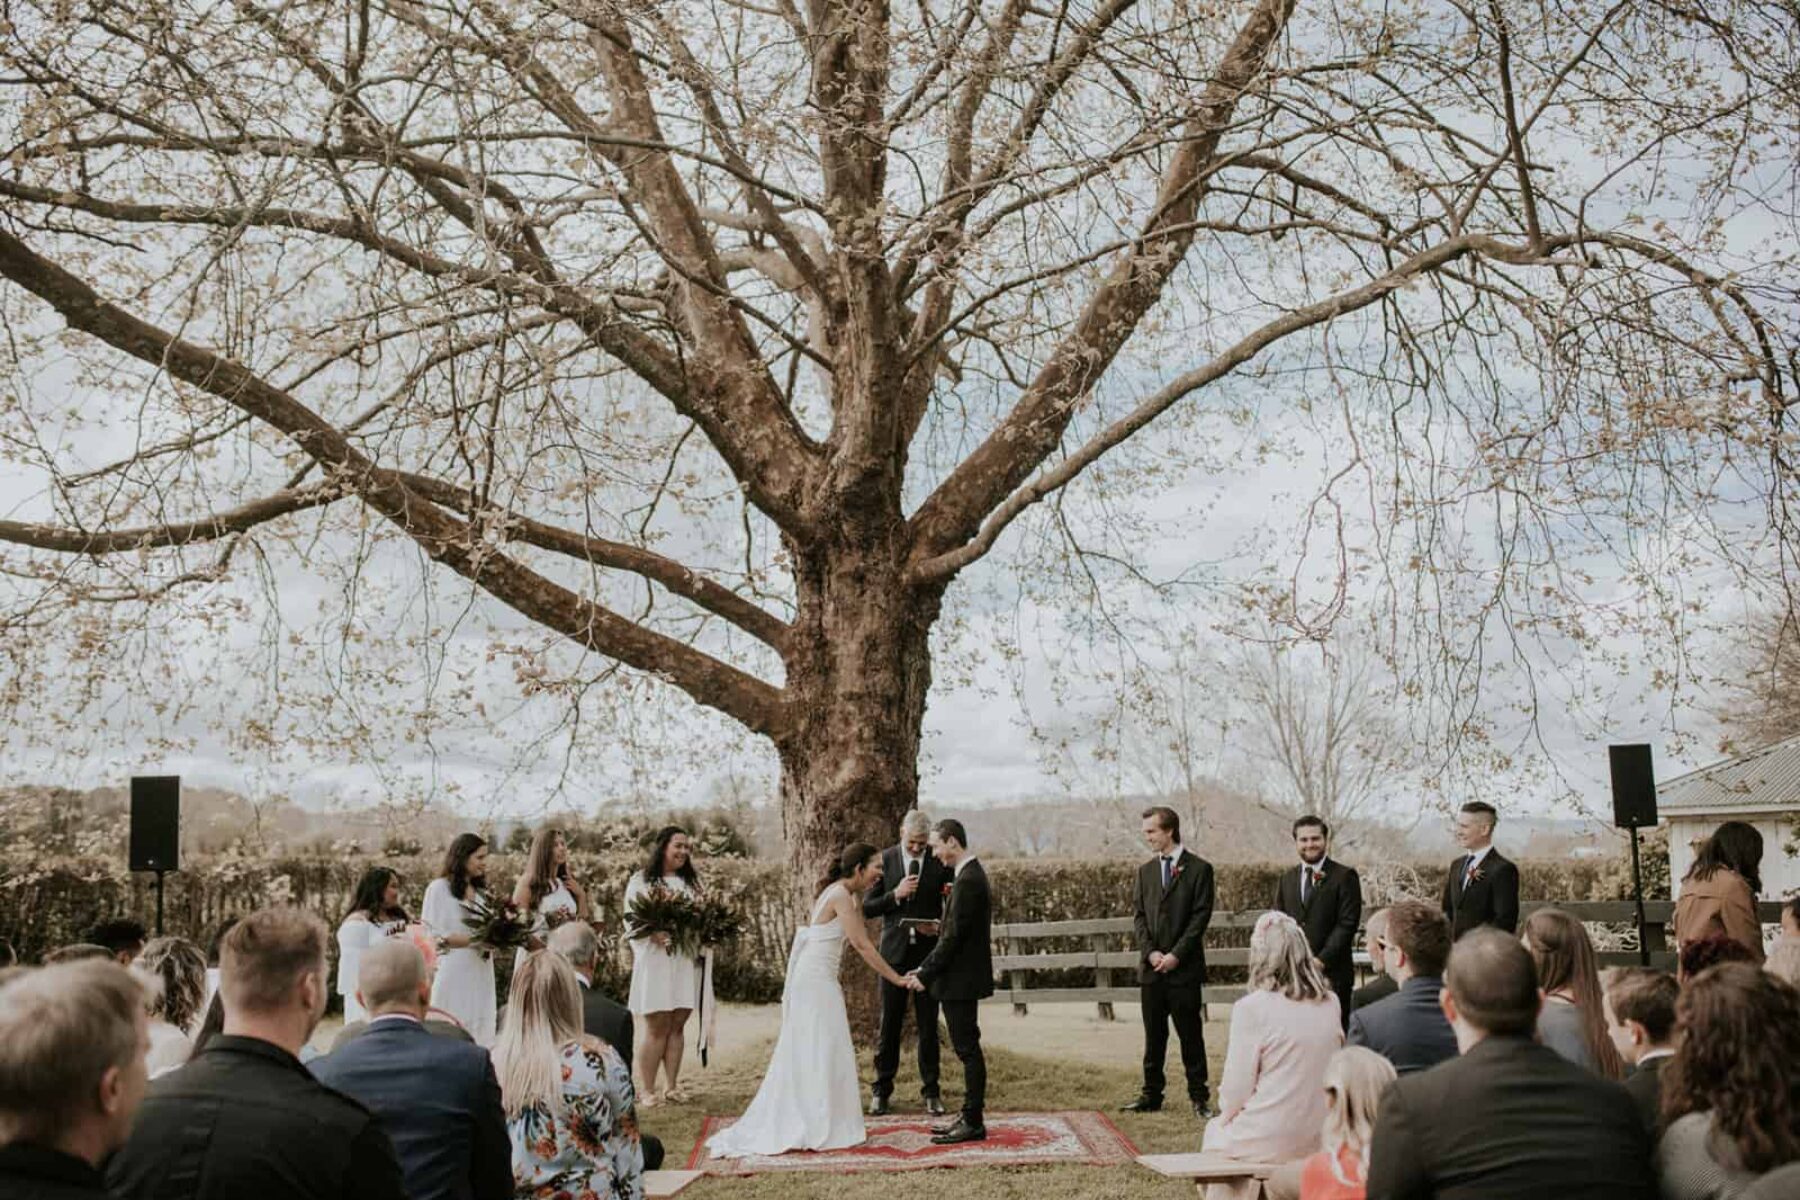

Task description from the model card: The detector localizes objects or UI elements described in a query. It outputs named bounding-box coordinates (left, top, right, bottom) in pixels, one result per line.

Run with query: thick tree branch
left=0, top=226, right=790, bottom=737
left=907, top=0, right=1298, bottom=560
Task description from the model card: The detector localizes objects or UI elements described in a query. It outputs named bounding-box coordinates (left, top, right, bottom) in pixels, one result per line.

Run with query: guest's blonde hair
left=1319, top=1046, right=1396, bottom=1183
left=1247, top=911, right=1333, bottom=1003
left=493, top=950, right=584, bottom=1119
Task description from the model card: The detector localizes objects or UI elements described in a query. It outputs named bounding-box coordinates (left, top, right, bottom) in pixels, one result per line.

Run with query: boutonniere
left=1469, top=866, right=1486, bottom=883
left=1170, top=862, right=1185, bottom=881
left=940, top=882, right=953, bottom=898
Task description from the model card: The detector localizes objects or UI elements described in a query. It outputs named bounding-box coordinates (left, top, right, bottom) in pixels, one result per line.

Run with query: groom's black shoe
left=868, top=1095, right=891, bottom=1117
left=1121, top=1095, right=1162, bottom=1113
left=930, top=1117, right=986, bottom=1145
left=923, top=1095, right=947, bottom=1117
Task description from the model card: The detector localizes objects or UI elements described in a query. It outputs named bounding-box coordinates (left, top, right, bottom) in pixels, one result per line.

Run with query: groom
left=907, top=818, right=993, bottom=1145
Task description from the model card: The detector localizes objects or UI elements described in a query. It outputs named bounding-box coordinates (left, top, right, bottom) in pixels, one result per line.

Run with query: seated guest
left=1657, top=964, right=1800, bottom=1200
left=1366, top=928, right=1655, bottom=1199
left=1351, top=909, right=1397, bottom=1012
left=1520, top=908, right=1625, bottom=1078
left=548, top=922, right=663, bottom=1171
left=87, top=919, right=147, bottom=966
left=1348, top=902, right=1457, bottom=1074
left=108, top=908, right=406, bottom=1200
left=43, top=944, right=114, bottom=965
left=189, top=991, right=226, bottom=1056
left=1272, top=1047, right=1396, bottom=1200
left=1201, top=912, right=1342, bottom=1169
left=1764, top=898, right=1800, bottom=988
left=313, top=941, right=511, bottom=1200
left=1602, top=968, right=1679, bottom=1134
left=133, top=936, right=207, bottom=1077
left=0, top=961, right=150, bottom=1199
left=1672, top=821, right=1766, bottom=965
left=494, top=951, right=644, bottom=1199
left=1679, top=931, right=1759, bottom=982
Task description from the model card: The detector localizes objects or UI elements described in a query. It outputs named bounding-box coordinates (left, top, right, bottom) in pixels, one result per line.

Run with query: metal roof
left=1657, top=733, right=1800, bottom=816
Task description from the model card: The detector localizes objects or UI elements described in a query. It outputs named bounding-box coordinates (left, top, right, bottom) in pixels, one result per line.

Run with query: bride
left=707, top=841, right=918, bottom=1157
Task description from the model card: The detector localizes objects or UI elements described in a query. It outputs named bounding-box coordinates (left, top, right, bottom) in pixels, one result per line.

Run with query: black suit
left=1623, top=1053, right=1670, bottom=1135
left=572, top=978, right=663, bottom=1170
left=1352, top=973, right=1399, bottom=1011
left=1132, top=846, right=1214, bottom=1105
left=1347, top=975, right=1459, bottom=1075
left=914, top=858, right=994, bottom=1124
left=311, top=1016, right=511, bottom=1200
left=1273, top=857, right=1362, bottom=1027
left=1366, top=1034, right=1656, bottom=1200
left=862, top=844, right=950, bottom=1101
left=1441, top=848, right=1520, bottom=939
left=108, top=1035, right=406, bottom=1200
left=0, top=1145, right=109, bottom=1200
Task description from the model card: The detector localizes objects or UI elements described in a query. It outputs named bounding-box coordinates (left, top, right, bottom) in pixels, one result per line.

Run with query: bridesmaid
left=626, top=826, right=702, bottom=1106
left=337, top=866, right=409, bottom=1023
left=511, top=826, right=589, bottom=974
left=423, top=833, right=498, bottom=1046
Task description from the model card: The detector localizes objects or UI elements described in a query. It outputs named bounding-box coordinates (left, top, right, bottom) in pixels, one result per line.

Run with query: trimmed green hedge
left=0, top=847, right=1664, bottom=1004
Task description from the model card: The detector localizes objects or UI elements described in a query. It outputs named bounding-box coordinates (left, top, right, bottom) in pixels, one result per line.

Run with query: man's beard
left=1300, top=847, right=1327, bottom=864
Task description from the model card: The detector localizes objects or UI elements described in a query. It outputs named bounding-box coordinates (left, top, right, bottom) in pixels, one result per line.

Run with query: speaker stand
left=1629, top=825, right=1648, bottom=967
left=153, top=869, right=166, bottom=938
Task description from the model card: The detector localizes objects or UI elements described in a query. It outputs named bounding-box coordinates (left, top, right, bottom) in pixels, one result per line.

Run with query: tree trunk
left=777, top=527, right=944, bottom=1043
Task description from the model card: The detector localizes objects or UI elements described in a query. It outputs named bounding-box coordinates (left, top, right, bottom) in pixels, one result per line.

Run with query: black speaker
left=130, top=776, right=181, bottom=872
left=1608, top=745, right=1659, bottom=829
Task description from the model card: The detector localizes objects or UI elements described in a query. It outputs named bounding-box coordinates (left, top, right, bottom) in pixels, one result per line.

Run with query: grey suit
left=1347, top=975, right=1458, bottom=1075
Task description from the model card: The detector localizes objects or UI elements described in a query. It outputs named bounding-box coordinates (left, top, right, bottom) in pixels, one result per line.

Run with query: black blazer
left=1366, top=1034, right=1656, bottom=1200
left=914, top=858, right=994, bottom=1001
left=1347, top=974, right=1459, bottom=1075
left=862, top=844, right=951, bottom=967
left=1351, top=972, right=1399, bottom=1012
left=1273, top=858, right=1363, bottom=982
left=577, top=977, right=634, bottom=1066
left=1623, top=1054, right=1669, bottom=1135
left=1133, top=847, right=1214, bottom=986
left=0, top=1144, right=109, bottom=1200
left=311, top=1018, right=511, bottom=1200
left=108, top=1035, right=406, bottom=1200
left=1442, top=848, right=1521, bottom=938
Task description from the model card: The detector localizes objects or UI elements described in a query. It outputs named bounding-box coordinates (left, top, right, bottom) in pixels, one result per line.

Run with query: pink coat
left=1200, top=988, right=1343, bottom=1163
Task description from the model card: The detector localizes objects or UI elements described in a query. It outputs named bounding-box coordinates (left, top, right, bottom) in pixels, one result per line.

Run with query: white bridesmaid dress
left=513, top=879, right=580, bottom=975
left=625, top=873, right=701, bottom=1014
left=705, top=885, right=864, bottom=1157
left=422, top=877, right=497, bottom=1046
left=335, top=915, right=385, bottom=1024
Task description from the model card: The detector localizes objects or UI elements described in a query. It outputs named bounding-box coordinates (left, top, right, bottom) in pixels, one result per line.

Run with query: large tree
left=0, top=0, right=1793, bottom=884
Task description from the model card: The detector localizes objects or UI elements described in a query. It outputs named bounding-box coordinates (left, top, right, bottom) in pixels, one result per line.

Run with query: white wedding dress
left=705, top=885, right=865, bottom=1157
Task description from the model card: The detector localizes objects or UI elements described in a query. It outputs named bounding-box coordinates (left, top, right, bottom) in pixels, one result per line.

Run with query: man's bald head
left=357, top=940, right=429, bottom=1016
left=548, top=921, right=600, bottom=976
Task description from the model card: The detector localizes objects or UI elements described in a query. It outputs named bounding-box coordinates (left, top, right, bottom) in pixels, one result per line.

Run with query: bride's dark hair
left=815, top=842, right=879, bottom=897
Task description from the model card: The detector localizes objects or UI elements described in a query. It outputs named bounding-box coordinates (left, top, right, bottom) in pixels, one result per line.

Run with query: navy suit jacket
left=1347, top=974, right=1460, bottom=1075
left=312, top=1017, right=512, bottom=1200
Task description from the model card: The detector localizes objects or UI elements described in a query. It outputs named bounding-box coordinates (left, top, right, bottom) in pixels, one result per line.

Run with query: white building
left=1659, top=733, right=1800, bottom=900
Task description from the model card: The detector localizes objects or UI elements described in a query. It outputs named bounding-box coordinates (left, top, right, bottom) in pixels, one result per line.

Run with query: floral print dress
left=510, top=1036, right=645, bottom=1200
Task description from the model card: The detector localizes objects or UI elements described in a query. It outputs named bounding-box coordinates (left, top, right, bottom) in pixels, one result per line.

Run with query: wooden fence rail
left=985, top=900, right=1789, bottom=1018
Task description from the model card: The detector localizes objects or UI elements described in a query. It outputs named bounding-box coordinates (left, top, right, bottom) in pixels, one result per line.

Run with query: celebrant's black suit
left=914, top=858, right=994, bottom=1125
left=862, top=843, right=951, bottom=1101
left=1274, top=857, right=1363, bottom=1027
left=1132, top=846, right=1214, bottom=1106
left=1442, top=848, right=1521, bottom=939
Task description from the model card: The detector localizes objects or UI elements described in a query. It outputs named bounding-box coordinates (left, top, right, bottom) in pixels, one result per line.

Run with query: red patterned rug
left=685, top=1111, right=1140, bottom=1175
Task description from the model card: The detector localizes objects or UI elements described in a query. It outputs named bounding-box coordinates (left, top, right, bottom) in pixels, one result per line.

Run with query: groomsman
left=1442, top=801, right=1520, bottom=939
left=862, top=810, right=951, bottom=1117
left=1125, top=806, right=1215, bottom=1117
left=1273, top=815, right=1362, bottom=1028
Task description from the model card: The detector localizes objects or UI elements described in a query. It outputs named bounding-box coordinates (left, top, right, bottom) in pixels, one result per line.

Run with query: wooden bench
left=644, top=1169, right=703, bottom=1197
left=1137, top=1152, right=1282, bottom=1199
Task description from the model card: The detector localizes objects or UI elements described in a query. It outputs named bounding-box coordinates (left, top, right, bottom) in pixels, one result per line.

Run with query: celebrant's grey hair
left=358, top=940, right=428, bottom=1012
left=901, top=810, right=930, bottom=838
left=549, top=920, right=601, bottom=971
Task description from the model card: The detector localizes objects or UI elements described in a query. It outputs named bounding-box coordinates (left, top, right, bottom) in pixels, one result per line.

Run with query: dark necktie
left=1161, top=856, right=1173, bottom=890
left=1302, top=866, right=1315, bottom=905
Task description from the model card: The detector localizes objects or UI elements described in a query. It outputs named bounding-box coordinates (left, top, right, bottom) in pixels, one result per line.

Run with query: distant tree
left=1714, top=604, right=1800, bottom=755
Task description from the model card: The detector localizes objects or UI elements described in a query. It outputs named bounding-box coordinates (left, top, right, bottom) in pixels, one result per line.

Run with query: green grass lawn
left=646, top=1034, right=1224, bottom=1199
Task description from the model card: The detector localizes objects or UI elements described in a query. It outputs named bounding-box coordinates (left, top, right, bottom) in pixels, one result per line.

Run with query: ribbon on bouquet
left=696, top=948, right=718, bottom=1066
